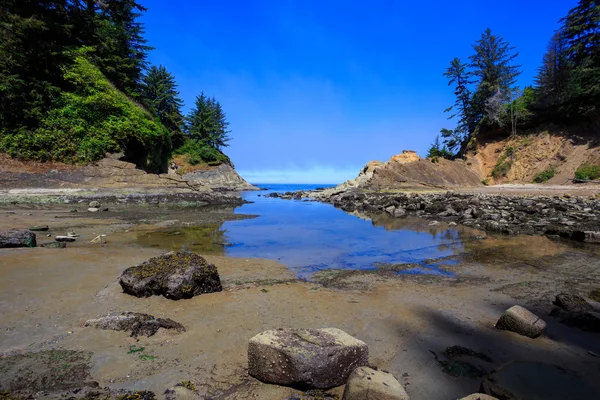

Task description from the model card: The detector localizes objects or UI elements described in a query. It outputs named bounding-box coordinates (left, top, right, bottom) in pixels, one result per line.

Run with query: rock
left=89, top=200, right=101, bottom=208
left=28, top=225, right=49, bottom=232
left=67, top=232, right=79, bottom=238
left=582, top=231, right=600, bottom=243
left=40, top=242, right=67, bottom=249
left=552, top=293, right=593, bottom=313
left=458, top=395, right=498, bottom=400
left=248, top=328, right=369, bottom=389
left=118, top=252, right=222, bottom=299
left=164, top=386, right=198, bottom=400
left=55, top=236, right=76, bottom=242
left=84, top=311, right=185, bottom=337
left=481, top=361, right=598, bottom=399
left=495, top=305, right=546, bottom=338
left=342, top=367, right=409, bottom=400
left=590, top=288, right=600, bottom=302
left=87, top=207, right=99, bottom=212
left=0, top=229, right=36, bottom=248
left=449, top=221, right=458, bottom=226
left=550, top=293, right=600, bottom=332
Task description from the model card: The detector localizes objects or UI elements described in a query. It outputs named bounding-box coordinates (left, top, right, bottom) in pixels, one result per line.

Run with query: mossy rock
left=119, top=252, right=222, bottom=300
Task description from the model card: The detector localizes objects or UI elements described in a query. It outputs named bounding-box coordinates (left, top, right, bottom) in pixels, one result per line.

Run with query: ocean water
left=213, top=183, right=470, bottom=278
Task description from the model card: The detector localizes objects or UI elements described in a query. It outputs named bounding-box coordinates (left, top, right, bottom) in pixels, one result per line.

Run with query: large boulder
left=119, top=252, right=222, bottom=300
left=0, top=229, right=36, bottom=248
left=248, top=328, right=369, bottom=389
left=495, top=306, right=546, bottom=338
left=481, top=361, right=598, bottom=399
left=84, top=312, right=185, bottom=337
left=342, top=367, right=409, bottom=400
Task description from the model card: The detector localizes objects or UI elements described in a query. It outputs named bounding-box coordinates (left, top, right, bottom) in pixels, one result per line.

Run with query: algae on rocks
left=119, top=252, right=222, bottom=300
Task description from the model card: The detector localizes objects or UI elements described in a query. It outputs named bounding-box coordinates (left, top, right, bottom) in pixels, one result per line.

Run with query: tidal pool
left=137, top=184, right=484, bottom=278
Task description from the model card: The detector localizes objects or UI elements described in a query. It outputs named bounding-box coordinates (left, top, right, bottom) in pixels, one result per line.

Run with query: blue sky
left=141, top=0, right=576, bottom=184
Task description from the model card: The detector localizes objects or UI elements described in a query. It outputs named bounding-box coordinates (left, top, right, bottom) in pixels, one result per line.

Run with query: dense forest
left=0, top=0, right=231, bottom=173
left=429, top=0, right=600, bottom=172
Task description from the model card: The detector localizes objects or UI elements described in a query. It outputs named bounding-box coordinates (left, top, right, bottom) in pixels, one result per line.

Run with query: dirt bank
left=1, top=206, right=599, bottom=399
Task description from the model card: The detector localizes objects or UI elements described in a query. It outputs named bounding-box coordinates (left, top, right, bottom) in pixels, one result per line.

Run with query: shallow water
left=136, top=184, right=483, bottom=277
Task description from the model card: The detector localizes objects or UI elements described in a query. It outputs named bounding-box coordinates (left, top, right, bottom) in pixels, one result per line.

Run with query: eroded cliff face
left=181, top=164, right=258, bottom=191
left=468, top=131, right=600, bottom=184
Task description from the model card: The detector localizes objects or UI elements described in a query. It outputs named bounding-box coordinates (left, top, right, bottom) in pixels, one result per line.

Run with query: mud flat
left=1, top=205, right=600, bottom=399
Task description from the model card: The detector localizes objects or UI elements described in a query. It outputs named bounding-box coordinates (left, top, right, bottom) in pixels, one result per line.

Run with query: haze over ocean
left=141, top=0, right=576, bottom=184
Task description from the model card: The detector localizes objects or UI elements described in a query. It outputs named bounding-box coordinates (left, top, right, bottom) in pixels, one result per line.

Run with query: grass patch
left=575, top=164, right=600, bottom=181
left=532, top=167, right=557, bottom=183
left=491, top=148, right=514, bottom=179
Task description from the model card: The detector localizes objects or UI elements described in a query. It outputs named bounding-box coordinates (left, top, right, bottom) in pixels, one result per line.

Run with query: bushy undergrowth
left=173, top=138, right=231, bottom=167
left=532, top=167, right=557, bottom=183
left=0, top=49, right=171, bottom=173
left=575, top=164, right=600, bottom=181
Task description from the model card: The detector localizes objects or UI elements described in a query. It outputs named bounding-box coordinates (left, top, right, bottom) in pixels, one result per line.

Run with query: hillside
left=468, top=127, right=600, bottom=185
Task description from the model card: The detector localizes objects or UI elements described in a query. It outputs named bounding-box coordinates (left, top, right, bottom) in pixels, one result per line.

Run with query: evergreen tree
left=559, top=0, right=600, bottom=117
left=93, top=0, right=152, bottom=96
left=443, top=58, right=476, bottom=155
left=212, top=99, right=231, bottom=150
left=185, top=93, right=215, bottom=143
left=469, top=28, right=521, bottom=121
left=535, top=31, right=571, bottom=112
left=141, top=65, right=184, bottom=139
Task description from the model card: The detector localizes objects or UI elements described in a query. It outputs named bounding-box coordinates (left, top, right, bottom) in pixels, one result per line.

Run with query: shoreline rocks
left=248, top=328, right=369, bottom=389
left=268, top=190, right=600, bottom=243
left=0, top=229, right=36, bottom=248
left=119, top=252, right=222, bottom=300
left=550, top=293, right=600, bottom=332
left=495, top=306, right=546, bottom=338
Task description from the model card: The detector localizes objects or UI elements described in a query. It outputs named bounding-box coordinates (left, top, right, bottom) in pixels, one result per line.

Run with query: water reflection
left=136, top=224, right=227, bottom=254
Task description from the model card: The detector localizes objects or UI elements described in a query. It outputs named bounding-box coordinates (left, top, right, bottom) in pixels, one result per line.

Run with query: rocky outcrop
left=0, top=229, right=36, bottom=248
left=248, top=328, right=369, bottom=389
left=84, top=311, right=185, bottom=337
left=495, top=306, right=546, bottom=338
left=0, top=153, right=252, bottom=205
left=119, top=252, right=222, bottom=300
left=481, top=361, right=598, bottom=399
left=342, top=367, right=409, bottom=400
left=182, top=163, right=258, bottom=191
left=311, top=151, right=481, bottom=199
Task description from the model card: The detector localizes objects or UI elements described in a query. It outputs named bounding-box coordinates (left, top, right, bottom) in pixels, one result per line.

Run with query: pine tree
left=185, top=93, right=216, bottom=143
left=443, top=58, right=476, bottom=155
left=141, top=65, right=184, bottom=139
left=93, top=0, right=152, bottom=96
left=213, top=100, right=231, bottom=150
left=559, top=0, right=600, bottom=116
left=469, top=28, right=521, bottom=121
left=535, top=31, right=571, bottom=113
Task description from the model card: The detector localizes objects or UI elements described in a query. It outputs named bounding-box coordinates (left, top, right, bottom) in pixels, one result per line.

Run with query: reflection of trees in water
left=136, top=224, right=227, bottom=255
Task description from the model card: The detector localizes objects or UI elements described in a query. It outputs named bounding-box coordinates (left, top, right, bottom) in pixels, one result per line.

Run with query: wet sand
left=1, top=205, right=600, bottom=399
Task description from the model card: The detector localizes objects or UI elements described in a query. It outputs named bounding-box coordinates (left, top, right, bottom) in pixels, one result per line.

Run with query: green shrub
left=481, top=178, right=490, bottom=186
left=0, top=48, right=171, bottom=173
left=173, top=138, right=232, bottom=166
left=431, top=156, right=440, bottom=163
left=491, top=148, right=515, bottom=179
left=533, top=167, right=557, bottom=183
left=575, top=164, right=600, bottom=181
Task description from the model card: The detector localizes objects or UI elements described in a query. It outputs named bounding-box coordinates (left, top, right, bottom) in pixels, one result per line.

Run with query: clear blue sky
left=141, top=0, right=576, bottom=184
